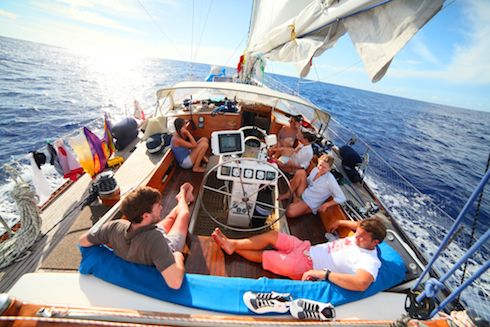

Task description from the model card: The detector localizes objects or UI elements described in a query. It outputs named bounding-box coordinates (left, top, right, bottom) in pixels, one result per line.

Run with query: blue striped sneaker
left=290, top=299, right=335, bottom=321
left=243, top=291, right=292, bottom=314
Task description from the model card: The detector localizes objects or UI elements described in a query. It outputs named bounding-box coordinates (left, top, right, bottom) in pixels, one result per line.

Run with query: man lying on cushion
left=79, top=183, right=194, bottom=290
left=212, top=217, right=386, bottom=292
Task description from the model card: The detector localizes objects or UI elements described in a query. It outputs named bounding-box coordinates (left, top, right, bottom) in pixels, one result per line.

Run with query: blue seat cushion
left=79, top=241, right=405, bottom=315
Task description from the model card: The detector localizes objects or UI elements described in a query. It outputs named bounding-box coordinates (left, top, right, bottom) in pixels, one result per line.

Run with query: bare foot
left=175, top=182, right=194, bottom=203
left=212, top=228, right=234, bottom=255
left=185, top=186, right=195, bottom=203
left=179, top=182, right=195, bottom=203
left=202, top=156, right=209, bottom=163
left=193, top=166, right=206, bottom=173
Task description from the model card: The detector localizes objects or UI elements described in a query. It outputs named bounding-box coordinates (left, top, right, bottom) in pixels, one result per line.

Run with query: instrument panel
left=217, top=157, right=278, bottom=185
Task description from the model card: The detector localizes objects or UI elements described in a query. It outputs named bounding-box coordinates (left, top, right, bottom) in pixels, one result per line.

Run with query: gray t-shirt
left=87, top=220, right=175, bottom=273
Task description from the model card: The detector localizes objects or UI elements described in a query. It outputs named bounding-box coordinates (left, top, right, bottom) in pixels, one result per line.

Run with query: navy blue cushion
left=79, top=241, right=405, bottom=315
left=339, top=146, right=362, bottom=168
left=112, top=118, right=138, bottom=150
left=146, top=133, right=171, bottom=154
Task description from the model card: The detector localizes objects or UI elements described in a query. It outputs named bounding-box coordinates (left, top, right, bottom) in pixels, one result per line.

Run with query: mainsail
left=241, top=0, right=444, bottom=83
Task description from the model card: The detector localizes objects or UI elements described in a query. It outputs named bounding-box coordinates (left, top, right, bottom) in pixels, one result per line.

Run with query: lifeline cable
left=458, top=150, right=490, bottom=300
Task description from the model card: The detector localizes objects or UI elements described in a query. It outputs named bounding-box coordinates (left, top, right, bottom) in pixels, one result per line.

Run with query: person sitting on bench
left=212, top=217, right=387, bottom=291
left=79, top=183, right=194, bottom=290
left=276, top=132, right=315, bottom=174
left=278, top=154, right=346, bottom=218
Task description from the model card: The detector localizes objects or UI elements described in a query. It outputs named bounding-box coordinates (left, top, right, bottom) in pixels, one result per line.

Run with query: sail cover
left=244, top=0, right=444, bottom=82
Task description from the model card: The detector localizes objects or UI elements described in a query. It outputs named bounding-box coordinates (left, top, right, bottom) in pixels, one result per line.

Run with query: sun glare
left=70, top=48, right=155, bottom=116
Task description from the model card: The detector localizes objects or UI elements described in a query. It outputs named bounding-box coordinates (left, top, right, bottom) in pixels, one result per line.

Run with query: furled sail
left=242, top=0, right=444, bottom=83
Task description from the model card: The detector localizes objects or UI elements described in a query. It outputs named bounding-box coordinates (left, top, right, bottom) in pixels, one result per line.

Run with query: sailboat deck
left=1, top=130, right=420, bottom=294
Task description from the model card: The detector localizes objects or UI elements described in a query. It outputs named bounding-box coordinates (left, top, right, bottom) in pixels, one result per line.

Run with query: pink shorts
left=262, top=233, right=313, bottom=280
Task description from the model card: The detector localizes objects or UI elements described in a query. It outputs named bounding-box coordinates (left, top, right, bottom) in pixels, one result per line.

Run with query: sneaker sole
left=243, top=292, right=291, bottom=314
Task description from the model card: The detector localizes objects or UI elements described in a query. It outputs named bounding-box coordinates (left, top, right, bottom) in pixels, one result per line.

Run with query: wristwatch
left=324, top=268, right=331, bottom=281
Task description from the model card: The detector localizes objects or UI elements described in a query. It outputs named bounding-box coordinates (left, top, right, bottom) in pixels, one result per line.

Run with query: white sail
left=243, top=0, right=445, bottom=83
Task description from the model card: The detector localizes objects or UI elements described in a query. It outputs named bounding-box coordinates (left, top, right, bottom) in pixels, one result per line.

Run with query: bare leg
left=278, top=169, right=308, bottom=200
left=190, top=142, right=209, bottom=172
left=277, top=161, right=299, bottom=174
left=293, top=170, right=308, bottom=197
left=212, top=228, right=279, bottom=262
left=158, top=183, right=194, bottom=235
left=286, top=200, right=312, bottom=218
left=197, top=138, right=209, bottom=163
left=197, top=137, right=209, bottom=144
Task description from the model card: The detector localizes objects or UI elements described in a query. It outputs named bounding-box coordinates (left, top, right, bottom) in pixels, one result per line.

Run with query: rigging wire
left=458, top=151, right=490, bottom=301
left=188, top=0, right=215, bottom=78
left=222, top=32, right=247, bottom=69
left=189, top=0, right=195, bottom=77
left=135, top=0, right=191, bottom=67
left=193, top=0, right=214, bottom=67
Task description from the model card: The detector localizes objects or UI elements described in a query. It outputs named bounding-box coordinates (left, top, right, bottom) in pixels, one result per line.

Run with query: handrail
left=413, top=168, right=490, bottom=290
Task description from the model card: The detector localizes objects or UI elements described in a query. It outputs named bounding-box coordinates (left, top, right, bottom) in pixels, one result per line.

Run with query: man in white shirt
left=276, top=132, right=315, bottom=174
left=212, top=217, right=386, bottom=292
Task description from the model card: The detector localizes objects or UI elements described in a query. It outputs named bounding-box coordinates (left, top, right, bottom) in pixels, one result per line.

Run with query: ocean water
left=1, top=36, right=490, bottom=317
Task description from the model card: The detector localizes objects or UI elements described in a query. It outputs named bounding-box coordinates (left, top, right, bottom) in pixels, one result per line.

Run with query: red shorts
left=262, top=233, right=313, bottom=280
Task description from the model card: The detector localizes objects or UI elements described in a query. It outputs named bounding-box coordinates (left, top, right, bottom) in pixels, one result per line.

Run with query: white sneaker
left=243, top=291, right=292, bottom=314
left=290, top=299, right=335, bottom=321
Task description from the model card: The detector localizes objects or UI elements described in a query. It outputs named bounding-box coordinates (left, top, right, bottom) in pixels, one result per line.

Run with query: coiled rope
left=0, top=165, right=42, bottom=269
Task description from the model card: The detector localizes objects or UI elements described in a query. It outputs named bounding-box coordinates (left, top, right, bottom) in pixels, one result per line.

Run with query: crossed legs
left=190, top=137, right=209, bottom=172
left=158, top=182, right=194, bottom=237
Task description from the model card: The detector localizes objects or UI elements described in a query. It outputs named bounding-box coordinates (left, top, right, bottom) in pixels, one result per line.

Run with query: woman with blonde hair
left=278, top=154, right=346, bottom=218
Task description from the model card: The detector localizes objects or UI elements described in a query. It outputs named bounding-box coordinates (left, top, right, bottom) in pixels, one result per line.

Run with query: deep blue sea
left=1, top=35, right=490, bottom=317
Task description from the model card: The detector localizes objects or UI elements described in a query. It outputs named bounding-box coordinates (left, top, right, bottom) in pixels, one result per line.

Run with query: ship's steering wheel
left=199, top=158, right=292, bottom=232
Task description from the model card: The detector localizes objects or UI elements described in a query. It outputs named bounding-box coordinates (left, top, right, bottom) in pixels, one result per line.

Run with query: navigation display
left=219, top=133, right=241, bottom=153
left=211, top=130, right=245, bottom=156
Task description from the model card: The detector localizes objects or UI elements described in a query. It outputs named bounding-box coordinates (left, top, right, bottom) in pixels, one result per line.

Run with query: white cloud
left=410, top=37, right=438, bottom=64
left=395, top=60, right=421, bottom=65
left=32, top=1, right=143, bottom=34
left=0, top=9, right=20, bottom=19
left=445, top=0, right=490, bottom=84
left=56, top=0, right=138, bottom=13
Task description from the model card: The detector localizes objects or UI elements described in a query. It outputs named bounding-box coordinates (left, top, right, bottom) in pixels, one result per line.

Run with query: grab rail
left=413, top=169, right=490, bottom=318
left=413, top=169, right=490, bottom=290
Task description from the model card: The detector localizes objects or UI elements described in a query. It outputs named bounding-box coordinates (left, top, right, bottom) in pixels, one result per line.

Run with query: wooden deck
left=183, top=234, right=287, bottom=279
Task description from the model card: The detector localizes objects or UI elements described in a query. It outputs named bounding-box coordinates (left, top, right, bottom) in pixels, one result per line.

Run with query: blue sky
left=1, top=0, right=489, bottom=112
